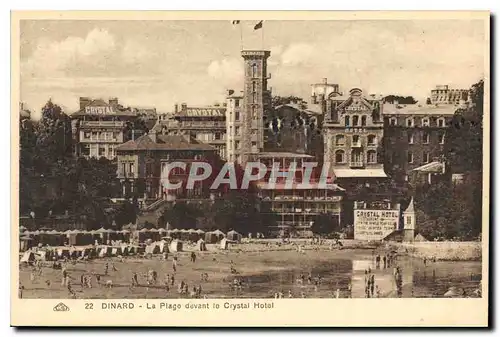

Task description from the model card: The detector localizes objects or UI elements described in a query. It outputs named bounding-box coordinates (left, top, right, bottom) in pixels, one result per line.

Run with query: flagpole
left=261, top=25, right=264, bottom=49
left=240, top=22, right=243, bottom=51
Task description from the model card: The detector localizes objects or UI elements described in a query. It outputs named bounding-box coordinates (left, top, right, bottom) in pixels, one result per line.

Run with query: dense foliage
left=415, top=80, right=484, bottom=241
left=19, top=100, right=124, bottom=230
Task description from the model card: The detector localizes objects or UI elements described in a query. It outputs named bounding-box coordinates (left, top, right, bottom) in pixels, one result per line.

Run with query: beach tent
left=212, top=229, right=225, bottom=241
left=138, top=228, right=151, bottom=242
left=19, top=236, right=33, bottom=252
left=178, top=229, right=190, bottom=241
left=120, top=245, right=129, bottom=256
left=158, top=240, right=168, bottom=253
left=20, top=250, right=35, bottom=263
left=220, top=238, right=229, bottom=250
left=204, top=231, right=218, bottom=244
left=169, top=239, right=183, bottom=252
left=187, top=229, right=198, bottom=242
left=197, top=239, right=207, bottom=251
left=195, top=229, right=205, bottom=237
left=149, top=228, right=161, bottom=242
left=227, top=230, right=242, bottom=243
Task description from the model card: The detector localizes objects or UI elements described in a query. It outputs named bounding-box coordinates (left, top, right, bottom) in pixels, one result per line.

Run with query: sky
left=20, top=19, right=486, bottom=119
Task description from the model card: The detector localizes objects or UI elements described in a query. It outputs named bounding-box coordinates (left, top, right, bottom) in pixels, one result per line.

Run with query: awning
left=333, top=168, right=387, bottom=178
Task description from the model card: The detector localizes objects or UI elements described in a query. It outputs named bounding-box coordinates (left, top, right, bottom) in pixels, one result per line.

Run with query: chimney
left=322, top=78, right=328, bottom=84
left=181, top=103, right=187, bottom=111
left=174, top=104, right=179, bottom=113
left=79, top=97, right=91, bottom=110
left=148, top=130, right=157, bottom=143
left=109, top=97, right=118, bottom=107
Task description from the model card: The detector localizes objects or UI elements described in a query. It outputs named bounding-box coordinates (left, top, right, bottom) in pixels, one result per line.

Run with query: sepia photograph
left=11, top=10, right=490, bottom=327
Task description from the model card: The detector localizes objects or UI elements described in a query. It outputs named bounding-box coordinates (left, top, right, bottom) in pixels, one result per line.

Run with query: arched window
left=367, top=150, right=377, bottom=163
left=437, top=117, right=445, bottom=127
left=389, top=117, right=397, bottom=126
left=367, top=135, right=377, bottom=146
left=252, top=63, right=258, bottom=77
left=345, top=116, right=350, bottom=127
left=422, top=117, right=430, bottom=127
left=335, top=150, right=345, bottom=163
left=406, top=117, right=414, bottom=127
left=361, top=115, right=367, bottom=126
left=335, top=135, right=345, bottom=146
left=353, top=115, right=359, bottom=126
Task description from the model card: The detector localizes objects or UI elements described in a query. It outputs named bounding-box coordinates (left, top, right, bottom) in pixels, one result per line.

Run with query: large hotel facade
left=62, top=49, right=468, bottom=240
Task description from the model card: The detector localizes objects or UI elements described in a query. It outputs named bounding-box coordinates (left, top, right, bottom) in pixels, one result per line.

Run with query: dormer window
left=422, top=118, right=430, bottom=127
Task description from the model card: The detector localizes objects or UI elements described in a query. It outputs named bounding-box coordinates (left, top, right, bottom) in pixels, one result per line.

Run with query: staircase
left=142, top=198, right=168, bottom=212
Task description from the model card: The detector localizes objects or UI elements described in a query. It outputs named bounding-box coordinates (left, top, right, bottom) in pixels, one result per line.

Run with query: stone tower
left=240, top=50, right=271, bottom=163
left=403, top=197, right=416, bottom=242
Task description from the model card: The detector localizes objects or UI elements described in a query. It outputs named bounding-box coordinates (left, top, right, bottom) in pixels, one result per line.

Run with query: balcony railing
left=80, top=121, right=124, bottom=127
left=350, top=161, right=364, bottom=168
left=351, top=142, right=362, bottom=148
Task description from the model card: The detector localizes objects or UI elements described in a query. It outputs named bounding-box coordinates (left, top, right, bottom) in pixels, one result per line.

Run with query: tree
left=159, top=202, right=201, bottom=229
left=210, top=190, right=261, bottom=234
left=383, top=95, right=418, bottom=105
left=311, top=213, right=340, bottom=236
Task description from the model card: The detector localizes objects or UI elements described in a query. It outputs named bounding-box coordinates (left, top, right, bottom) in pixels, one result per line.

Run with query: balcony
left=351, top=142, right=362, bottom=148
left=80, top=121, right=124, bottom=128
left=350, top=161, right=365, bottom=168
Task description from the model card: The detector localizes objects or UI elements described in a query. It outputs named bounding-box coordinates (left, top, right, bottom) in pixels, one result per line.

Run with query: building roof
left=71, top=99, right=138, bottom=118
left=383, top=103, right=459, bottom=116
left=256, top=181, right=345, bottom=191
left=333, top=168, right=388, bottom=178
left=257, top=152, right=314, bottom=159
left=116, top=134, right=216, bottom=152
left=176, top=106, right=226, bottom=117
left=412, top=161, right=444, bottom=173
left=404, top=197, right=415, bottom=213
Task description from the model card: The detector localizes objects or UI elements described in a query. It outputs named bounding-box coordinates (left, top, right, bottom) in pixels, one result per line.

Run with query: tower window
left=438, top=133, right=445, bottom=144
left=235, top=99, right=240, bottom=107
left=252, top=63, right=257, bottom=77
left=367, top=135, right=376, bottom=146
left=345, top=116, right=350, bottom=127
left=423, top=132, right=430, bottom=144
left=361, top=115, right=367, bottom=126
left=235, top=111, right=240, bottom=121
left=367, top=150, right=377, bottom=163
left=252, top=81, right=256, bottom=93
left=353, top=115, right=359, bottom=126
left=335, top=150, right=345, bottom=163
left=335, top=135, right=345, bottom=146
left=408, top=132, right=414, bottom=144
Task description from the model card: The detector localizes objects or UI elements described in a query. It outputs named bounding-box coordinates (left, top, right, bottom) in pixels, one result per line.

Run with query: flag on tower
left=254, top=20, right=263, bottom=30
left=232, top=20, right=240, bottom=25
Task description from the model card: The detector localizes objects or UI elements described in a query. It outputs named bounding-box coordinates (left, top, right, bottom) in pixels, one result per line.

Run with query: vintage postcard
left=11, top=11, right=490, bottom=327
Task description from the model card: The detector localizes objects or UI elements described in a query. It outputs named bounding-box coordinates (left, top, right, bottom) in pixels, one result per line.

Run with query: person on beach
left=190, top=252, right=197, bottom=263
left=383, top=255, right=387, bottom=269
left=172, top=256, right=178, bottom=273
left=61, top=267, right=68, bottom=286
left=423, top=257, right=427, bottom=266
left=132, top=272, right=139, bottom=286
left=104, top=262, right=109, bottom=276
left=347, top=281, right=352, bottom=298
left=80, top=274, right=85, bottom=287
left=19, top=285, right=24, bottom=298
left=370, top=274, right=375, bottom=297
left=375, top=255, right=381, bottom=269
left=335, top=288, right=340, bottom=298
